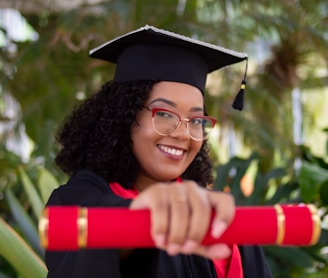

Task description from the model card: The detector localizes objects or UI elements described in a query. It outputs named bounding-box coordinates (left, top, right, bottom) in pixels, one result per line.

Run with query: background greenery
left=0, top=0, right=327, bottom=277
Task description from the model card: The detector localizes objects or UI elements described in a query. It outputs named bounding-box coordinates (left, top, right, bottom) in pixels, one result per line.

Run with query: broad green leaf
left=230, top=153, right=258, bottom=199
left=298, top=162, right=328, bottom=203
left=0, top=217, right=47, bottom=278
left=37, top=166, right=60, bottom=204
left=214, top=161, right=234, bottom=190
left=265, top=246, right=313, bottom=268
left=267, top=182, right=298, bottom=205
left=245, top=167, right=286, bottom=205
left=319, top=180, right=328, bottom=205
left=214, top=152, right=258, bottom=201
left=5, top=188, right=43, bottom=256
left=0, top=272, right=12, bottom=278
left=18, top=166, right=43, bottom=219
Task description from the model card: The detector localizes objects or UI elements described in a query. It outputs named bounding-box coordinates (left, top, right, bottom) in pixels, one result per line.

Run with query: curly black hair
left=55, top=80, right=214, bottom=188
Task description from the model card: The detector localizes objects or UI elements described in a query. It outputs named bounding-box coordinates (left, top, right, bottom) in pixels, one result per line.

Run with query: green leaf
left=37, top=166, right=59, bottom=204
left=267, top=182, right=298, bottom=204
left=5, top=188, right=43, bottom=256
left=265, top=246, right=313, bottom=268
left=244, top=167, right=286, bottom=205
left=214, top=160, right=235, bottom=190
left=0, top=272, right=12, bottom=278
left=319, top=180, right=328, bottom=205
left=18, top=166, right=43, bottom=219
left=214, top=152, right=258, bottom=203
left=230, top=154, right=257, bottom=200
left=0, top=217, right=47, bottom=278
left=298, top=161, right=328, bottom=203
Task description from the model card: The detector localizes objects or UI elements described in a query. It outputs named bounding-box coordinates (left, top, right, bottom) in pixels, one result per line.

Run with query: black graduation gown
left=45, top=169, right=272, bottom=278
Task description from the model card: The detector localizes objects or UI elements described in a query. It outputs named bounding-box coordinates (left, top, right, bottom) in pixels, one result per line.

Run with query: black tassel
left=232, top=57, right=248, bottom=111
left=232, top=80, right=246, bottom=111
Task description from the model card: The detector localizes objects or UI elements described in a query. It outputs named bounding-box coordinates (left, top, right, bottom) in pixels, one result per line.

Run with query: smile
left=158, top=145, right=184, bottom=156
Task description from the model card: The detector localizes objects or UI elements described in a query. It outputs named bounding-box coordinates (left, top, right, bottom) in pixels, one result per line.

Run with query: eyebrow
left=148, top=98, right=204, bottom=112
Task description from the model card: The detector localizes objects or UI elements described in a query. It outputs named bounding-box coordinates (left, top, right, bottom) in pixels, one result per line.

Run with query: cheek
left=194, top=141, right=203, bottom=151
left=131, top=121, right=157, bottom=155
left=190, top=142, right=203, bottom=159
left=131, top=120, right=155, bottom=142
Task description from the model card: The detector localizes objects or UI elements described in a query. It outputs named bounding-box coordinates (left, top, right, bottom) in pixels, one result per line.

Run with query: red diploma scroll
left=39, top=204, right=321, bottom=251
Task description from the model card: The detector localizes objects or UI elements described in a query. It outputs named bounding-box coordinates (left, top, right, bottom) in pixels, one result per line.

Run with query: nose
left=169, top=120, right=190, bottom=140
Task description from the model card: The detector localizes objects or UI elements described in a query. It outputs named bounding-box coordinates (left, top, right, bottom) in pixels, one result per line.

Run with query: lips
left=157, top=144, right=185, bottom=156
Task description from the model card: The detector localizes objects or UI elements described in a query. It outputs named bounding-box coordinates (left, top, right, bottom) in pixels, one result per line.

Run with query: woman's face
left=131, top=81, right=204, bottom=191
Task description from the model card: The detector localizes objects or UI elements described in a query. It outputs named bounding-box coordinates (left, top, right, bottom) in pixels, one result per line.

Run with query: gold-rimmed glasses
left=144, top=106, right=217, bottom=141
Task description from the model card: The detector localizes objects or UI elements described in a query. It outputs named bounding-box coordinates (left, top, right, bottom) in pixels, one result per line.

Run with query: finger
left=181, top=182, right=211, bottom=253
left=192, top=243, right=232, bottom=259
left=130, top=185, right=169, bottom=248
left=207, top=192, right=235, bottom=238
left=166, top=182, right=190, bottom=255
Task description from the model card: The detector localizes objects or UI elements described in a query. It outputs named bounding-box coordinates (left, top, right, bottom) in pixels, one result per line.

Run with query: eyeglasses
left=143, top=106, right=217, bottom=141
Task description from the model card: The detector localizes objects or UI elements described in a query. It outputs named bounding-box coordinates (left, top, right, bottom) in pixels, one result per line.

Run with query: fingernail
left=182, top=240, right=197, bottom=254
left=211, top=220, right=227, bottom=238
left=153, top=234, right=165, bottom=248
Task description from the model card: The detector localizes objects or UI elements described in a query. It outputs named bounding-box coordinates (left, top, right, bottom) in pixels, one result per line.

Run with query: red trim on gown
left=109, top=182, right=243, bottom=278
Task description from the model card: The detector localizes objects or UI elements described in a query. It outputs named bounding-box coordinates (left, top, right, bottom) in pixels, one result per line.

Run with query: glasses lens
left=153, top=110, right=179, bottom=135
left=152, top=108, right=215, bottom=141
left=188, top=118, right=214, bottom=140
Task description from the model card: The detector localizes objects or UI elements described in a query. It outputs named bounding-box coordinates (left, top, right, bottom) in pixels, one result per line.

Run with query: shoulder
left=66, top=169, right=110, bottom=190
left=53, top=169, right=111, bottom=196
left=46, top=169, right=131, bottom=207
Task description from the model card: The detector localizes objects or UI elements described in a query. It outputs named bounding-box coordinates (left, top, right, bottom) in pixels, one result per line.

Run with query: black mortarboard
left=89, top=25, right=248, bottom=110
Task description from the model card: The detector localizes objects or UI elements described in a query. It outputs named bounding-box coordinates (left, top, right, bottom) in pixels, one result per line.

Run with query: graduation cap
left=89, top=25, right=248, bottom=110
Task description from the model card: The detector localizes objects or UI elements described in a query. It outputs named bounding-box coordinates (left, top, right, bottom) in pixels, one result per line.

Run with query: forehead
left=148, top=81, right=204, bottom=108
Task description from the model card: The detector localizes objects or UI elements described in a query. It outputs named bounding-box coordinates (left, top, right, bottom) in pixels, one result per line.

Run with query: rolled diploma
left=39, top=204, right=321, bottom=251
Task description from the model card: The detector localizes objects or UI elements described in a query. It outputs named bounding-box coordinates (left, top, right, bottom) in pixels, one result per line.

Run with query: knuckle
left=168, top=233, right=185, bottom=244
left=214, top=191, right=234, bottom=203
left=153, top=199, right=168, bottom=211
left=184, top=180, right=199, bottom=189
left=188, top=229, right=205, bottom=242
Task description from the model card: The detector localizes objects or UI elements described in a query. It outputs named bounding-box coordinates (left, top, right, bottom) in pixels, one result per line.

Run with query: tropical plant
left=0, top=0, right=326, bottom=174
left=0, top=150, right=59, bottom=278
left=213, top=128, right=328, bottom=277
left=0, top=0, right=327, bottom=277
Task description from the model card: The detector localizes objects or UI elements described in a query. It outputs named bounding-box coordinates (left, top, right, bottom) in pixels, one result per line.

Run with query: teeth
left=159, top=145, right=183, bottom=156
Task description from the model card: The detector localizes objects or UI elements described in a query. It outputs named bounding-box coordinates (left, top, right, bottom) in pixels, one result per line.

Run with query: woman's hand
left=129, top=180, right=235, bottom=259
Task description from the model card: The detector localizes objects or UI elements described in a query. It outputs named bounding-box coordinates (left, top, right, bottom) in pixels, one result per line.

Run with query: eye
left=155, top=110, right=174, bottom=118
left=190, top=117, right=203, bottom=125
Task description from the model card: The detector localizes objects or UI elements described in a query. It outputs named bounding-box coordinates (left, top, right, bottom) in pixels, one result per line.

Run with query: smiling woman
left=131, top=82, right=205, bottom=186
left=44, top=25, right=272, bottom=278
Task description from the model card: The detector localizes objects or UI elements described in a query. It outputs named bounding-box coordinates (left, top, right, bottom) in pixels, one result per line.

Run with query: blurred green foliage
left=0, top=0, right=327, bottom=277
left=214, top=129, right=328, bottom=277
